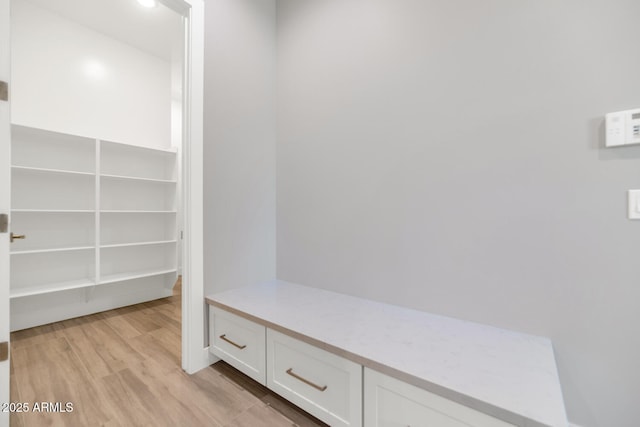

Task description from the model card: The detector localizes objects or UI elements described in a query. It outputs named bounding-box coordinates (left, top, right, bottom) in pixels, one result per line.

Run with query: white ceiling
left=24, top=0, right=183, bottom=61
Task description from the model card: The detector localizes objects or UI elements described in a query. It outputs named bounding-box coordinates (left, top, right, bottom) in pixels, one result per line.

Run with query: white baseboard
left=204, top=346, right=220, bottom=366
left=183, top=346, right=219, bottom=375
left=10, top=284, right=172, bottom=331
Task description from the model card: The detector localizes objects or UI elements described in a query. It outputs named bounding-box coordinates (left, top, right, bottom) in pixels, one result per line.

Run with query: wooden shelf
left=101, top=240, right=177, bottom=249
left=12, top=165, right=95, bottom=177
left=11, top=245, right=95, bottom=255
left=10, top=278, right=96, bottom=299
left=99, top=268, right=177, bottom=285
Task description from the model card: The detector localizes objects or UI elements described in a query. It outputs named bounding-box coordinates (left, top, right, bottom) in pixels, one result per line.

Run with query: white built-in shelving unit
left=10, top=125, right=177, bottom=323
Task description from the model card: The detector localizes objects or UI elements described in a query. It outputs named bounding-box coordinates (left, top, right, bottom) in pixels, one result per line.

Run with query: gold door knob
left=10, top=232, right=26, bottom=243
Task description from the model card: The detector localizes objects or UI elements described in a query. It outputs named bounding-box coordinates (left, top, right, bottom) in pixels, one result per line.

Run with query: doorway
left=9, top=0, right=184, bottom=331
left=2, top=0, right=207, bottom=424
left=0, top=0, right=212, bottom=425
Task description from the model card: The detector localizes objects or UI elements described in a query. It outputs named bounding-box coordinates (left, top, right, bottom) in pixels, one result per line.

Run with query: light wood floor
left=10, top=280, right=328, bottom=427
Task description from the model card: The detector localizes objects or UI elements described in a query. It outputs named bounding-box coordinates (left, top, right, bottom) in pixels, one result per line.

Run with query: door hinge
left=0, top=213, right=7, bottom=233
left=0, top=81, right=7, bottom=101
left=0, top=342, right=8, bottom=362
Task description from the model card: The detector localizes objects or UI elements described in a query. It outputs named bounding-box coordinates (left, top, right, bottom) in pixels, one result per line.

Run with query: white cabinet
left=209, top=304, right=363, bottom=427
left=208, top=305, right=517, bottom=427
left=209, top=307, right=266, bottom=385
left=207, top=282, right=568, bottom=427
left=267, top=329, right=362, bottom=427
left=10, top=125, right=178, bottom=329
left=364, top=368, right=515, bottom=427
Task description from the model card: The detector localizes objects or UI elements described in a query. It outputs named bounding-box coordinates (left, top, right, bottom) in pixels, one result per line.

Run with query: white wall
left=203, top=0, right=276, bottom=297
left=276, top=1, right=640, bottom=426
left=11, top=0, right=171, bottom=149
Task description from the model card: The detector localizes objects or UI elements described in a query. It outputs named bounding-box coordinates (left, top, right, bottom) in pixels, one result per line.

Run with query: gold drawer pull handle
left=286, top=368, right=328, bottom=392
left=219, top=334, right=246, bottom=350
left=10, top=232, right=26, bottom=243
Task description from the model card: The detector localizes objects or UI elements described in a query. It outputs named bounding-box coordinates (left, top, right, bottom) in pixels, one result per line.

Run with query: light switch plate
left=628, top=190, right=640, bottom=219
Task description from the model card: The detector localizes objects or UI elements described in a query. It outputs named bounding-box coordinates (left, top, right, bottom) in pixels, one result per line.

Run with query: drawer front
left=364, top=368, right=515, bottom=427
left=209, top=306, right=266, bottom=385
left=267, top=329, right=362, bottom=427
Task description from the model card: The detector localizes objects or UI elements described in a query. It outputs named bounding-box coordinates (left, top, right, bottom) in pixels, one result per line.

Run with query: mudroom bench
left=205, top=280, right=567, bottom=427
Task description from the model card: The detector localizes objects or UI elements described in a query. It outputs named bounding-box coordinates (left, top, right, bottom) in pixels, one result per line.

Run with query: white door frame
left=0, top=4, right=209, bottom=416
left=159, top=0, right=212, bottom=374
left=175, top=0, right=214, bottom=374
left=0, top=1, right=209, bottom=422
left=1, top=5, right=208, bottom=409
left=1, top=0, right=11, bottom=424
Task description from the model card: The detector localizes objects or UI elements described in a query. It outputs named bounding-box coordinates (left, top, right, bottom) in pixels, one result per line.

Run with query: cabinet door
left=267, top=329, right=362, bottom=427
left=209, top=307, right=266, bottom=385
left=364, top=368, right=515, bottom=427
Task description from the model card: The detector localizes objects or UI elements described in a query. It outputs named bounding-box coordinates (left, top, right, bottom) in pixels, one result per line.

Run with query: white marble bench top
left=205, top=280, right=567, bottom=427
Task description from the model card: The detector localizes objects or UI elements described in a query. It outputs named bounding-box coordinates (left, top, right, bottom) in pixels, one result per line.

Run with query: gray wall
left=203, top=0, right=276, bottom=299
left=276, top=1, right=640, bottom=426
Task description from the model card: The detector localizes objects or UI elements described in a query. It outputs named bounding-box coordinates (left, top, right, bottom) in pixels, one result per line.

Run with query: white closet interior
left=9, top=0, right=182, bottom=331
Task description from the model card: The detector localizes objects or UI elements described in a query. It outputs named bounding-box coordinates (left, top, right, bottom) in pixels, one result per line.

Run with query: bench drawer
left=364, top=368, right=515, bottom=427
left=266, top=328, right=362, bottom=427
left=209, top=306, right=266, bottom=385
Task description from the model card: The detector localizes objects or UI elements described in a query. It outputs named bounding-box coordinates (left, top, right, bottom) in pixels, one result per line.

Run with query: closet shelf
left=101, top=173, right=177, bottom=184
left=101, top=240, right=177, bottom=249
left=12, top=209, right=96, bottom=213
left=10, top=278, right=96, bottom=299
left=10, top=268, right=177, bottom=299
left=11, top=245, right=95, bottom=255
left=12, top=165, right=95, bottom=176
left=101, top=140, right=177, bottom=154
left=100, top=210, right=177, bottom=214
left=10, top=124, right=178, bottom=329
left=99, top=268, right=177, bottom=285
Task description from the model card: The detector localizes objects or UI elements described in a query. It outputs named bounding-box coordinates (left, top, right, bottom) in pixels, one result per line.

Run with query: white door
left=0, top=0, right=11, bottom=425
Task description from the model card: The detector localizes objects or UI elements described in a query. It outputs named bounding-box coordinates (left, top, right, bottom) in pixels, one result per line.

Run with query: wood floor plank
left=82, top=318, right=147, bottom=373
left=113, top=308, right=163, bottom=335
left=9, top=364, right=25, bottom=427
left=100, top=311, right=146, bottom=340
left=127, top=332, right=181, bottom=375
left=100, top=369, right=160, bottom=427
left=12, top=346, right=115, bottom=426
left=211, top=361, right=270, bottom=399
left=226, top=402, right=295, bottom=427
left=262, top=394, right=329, bottom=427
left=10, top=323, right=64, bottom=351
left=180, top=367, right=261, bottom=425
left=10, top=278, right=326, bottom=427
left=212, top=362, right=328, bottom=427
left=10, top=337, right=72, bottom=370
left=59, top=325, right=113, bottom=379
left=116, top=368, right=182, bottom=426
